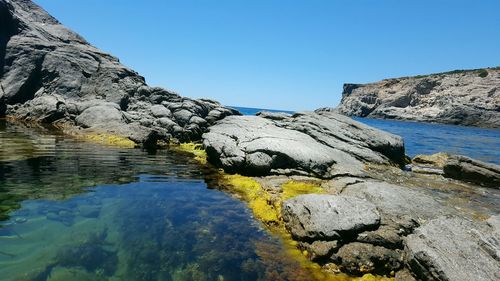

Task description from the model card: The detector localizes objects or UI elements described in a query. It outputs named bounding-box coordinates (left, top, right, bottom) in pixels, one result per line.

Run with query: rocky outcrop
left=280, top=177, right=500, bottom=279
left=202, top=110, right=405, bottom=178
left=279, top=179, right=460, bottom=276
left=443, top=155, right=500, bottom=188
left=0, top=0, right=238, bottom=145
left=405, top=215, right=500, bottom=281
left=409, top=153, right=500, bottom=188
left=336, top=68, right=500, bottom=128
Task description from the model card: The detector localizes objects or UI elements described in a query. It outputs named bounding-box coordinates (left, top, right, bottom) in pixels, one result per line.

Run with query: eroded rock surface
left=336, top=68, right=500, bottom=128
left=280, top=179, right=463, bottom=276
left=0, top=0, right=238, bottom=144
left=282, top=194, right=380, bottom=241
left=405, top=215, right=500, bottom=281
left=202, top=111, right=405, bottom=178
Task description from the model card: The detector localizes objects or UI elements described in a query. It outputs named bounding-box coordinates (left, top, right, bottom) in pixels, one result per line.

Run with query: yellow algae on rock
left=170, top=142, right=208, bottom=164
left=282, top=180, right=324, bottom=200
left=221, top=174, right=280, bottom=224
left=82, top=133, right=137, bottom=148
left=412, top=152, right=449, bottom=168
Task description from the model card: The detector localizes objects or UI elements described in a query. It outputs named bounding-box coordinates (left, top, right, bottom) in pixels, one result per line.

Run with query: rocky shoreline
left=0, top=0, right=239, bottom=146
left=198, top=110, right=500, bottom=280
left=336, top=68, right=500, bottom=128
left=1, top=1, right=499, bottom=280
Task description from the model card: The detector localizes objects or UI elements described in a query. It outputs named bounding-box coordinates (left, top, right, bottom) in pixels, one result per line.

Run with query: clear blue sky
left=34, top=0, right=500, bottom=111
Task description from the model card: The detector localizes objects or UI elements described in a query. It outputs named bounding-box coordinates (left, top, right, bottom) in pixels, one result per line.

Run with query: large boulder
left=0, top=0, right=238, bottom=144
left=443, top=155, right=500, bottom=188
left=281, top=194, right=380, bottom=241
left=75, top=105, right=124, bottom=128
left=405, top=215, right=500, bottom=281
left=202, top=111, right=405, bottom=178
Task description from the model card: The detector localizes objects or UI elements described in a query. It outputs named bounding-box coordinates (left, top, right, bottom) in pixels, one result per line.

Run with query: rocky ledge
left=202, top=110, right=500, bottom=280
left=336, top=68, right=500, bottom=128
left=203, top=110, right=405, bottom=178
left=281, top=179, right=499, bottom=280
left=0, top=0, right=238, bottom=145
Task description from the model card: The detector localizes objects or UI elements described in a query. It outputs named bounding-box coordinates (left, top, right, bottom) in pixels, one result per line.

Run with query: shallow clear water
left=0, top=121, right=316, bottom=281
left=232, top=106, right=500, bottom=165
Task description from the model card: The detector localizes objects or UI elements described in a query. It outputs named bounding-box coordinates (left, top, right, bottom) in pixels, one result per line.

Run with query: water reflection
left=0, top=121, right=320, bottom=281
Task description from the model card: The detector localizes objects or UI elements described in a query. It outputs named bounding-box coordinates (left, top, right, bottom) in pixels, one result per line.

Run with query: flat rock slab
left=405, top=215, right=500, bottom=281
left=281, top=194, right=380, bottom=241
left=341, top=180, right=455, bottom=224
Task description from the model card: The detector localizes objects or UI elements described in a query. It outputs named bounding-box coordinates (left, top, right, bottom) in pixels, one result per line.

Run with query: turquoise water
left=229, top=106, right=294, bottom=116
left=232, top=106, right=500, bottom=165
left=0, top=122, right=315, bottom=281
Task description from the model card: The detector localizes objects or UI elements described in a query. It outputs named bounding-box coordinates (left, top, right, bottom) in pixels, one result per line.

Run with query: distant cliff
left=336, top=68, right=500, bottom=128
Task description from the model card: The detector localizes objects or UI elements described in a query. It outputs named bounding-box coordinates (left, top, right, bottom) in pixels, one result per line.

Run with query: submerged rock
left=0, top=0, right=238, bottom=145
left=404, top=215, right=500, bottom=281
left=203, top=111, right=405, bottom=178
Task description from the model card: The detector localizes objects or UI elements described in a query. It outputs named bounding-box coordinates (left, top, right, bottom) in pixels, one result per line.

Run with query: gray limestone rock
left=281, top=194, right=380, bottom=241
left=404, top=215, right=500, bottom=281
left=0, top=0, right=238, bottom=145
left=341, top=180, right=454, bottom=225
left=202, top=112, right=405, bottom=178
left=75, top=105, right=124, bottom=128
left=299, top=240, right=339, bottom=262
left=443, top=155, right=500, bottom=188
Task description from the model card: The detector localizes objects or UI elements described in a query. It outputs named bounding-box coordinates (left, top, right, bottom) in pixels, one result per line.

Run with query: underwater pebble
left=14, top=217, right=27, bottom=224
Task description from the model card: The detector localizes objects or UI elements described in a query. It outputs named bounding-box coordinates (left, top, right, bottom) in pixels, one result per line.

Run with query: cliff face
left=336, top=68, right=500, bottom=128
left=0, top=0, right=238, bottom=144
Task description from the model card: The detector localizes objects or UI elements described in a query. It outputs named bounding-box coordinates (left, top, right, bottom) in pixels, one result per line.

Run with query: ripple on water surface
left=1, top=177, right=298, bottom=280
